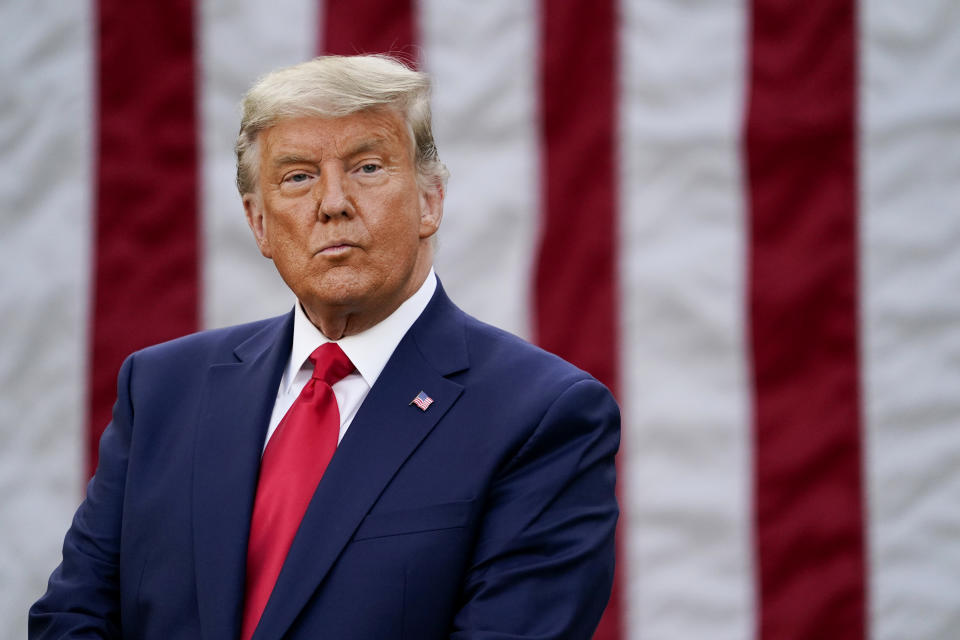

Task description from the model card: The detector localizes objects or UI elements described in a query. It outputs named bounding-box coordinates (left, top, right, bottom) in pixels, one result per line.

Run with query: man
left=31, top=55, right=619, bottom=640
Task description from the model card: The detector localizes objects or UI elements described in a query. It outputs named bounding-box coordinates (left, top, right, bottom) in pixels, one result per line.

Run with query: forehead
left=258, top=109, right=412, bottom=161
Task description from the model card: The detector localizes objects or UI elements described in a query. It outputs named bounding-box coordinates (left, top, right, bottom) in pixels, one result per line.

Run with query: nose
left=315, top=169, right=354, bottom=221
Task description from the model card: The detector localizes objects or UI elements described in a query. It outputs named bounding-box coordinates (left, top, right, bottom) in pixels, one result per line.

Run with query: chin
left=304, top=275, right=375, bottom=309
left=307, top=288, right=363, bottom=309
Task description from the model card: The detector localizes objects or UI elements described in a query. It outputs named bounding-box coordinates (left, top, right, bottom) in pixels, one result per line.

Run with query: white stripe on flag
left=618, top=0, right=754, bottom=637
left=860, top=1, right=960, bottom=638
left=0, top=1, right=92, bottom=632
left=199, top=0, right=318, bottom=329
left=420, top=0, right=540, bottom=339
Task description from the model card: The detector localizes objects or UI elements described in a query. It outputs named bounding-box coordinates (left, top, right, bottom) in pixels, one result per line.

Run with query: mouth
left=317, top=242, right=357, bottom=256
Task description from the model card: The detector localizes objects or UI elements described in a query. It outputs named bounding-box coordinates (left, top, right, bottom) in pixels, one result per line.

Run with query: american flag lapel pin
left=410, top=390, right=434, bottom=411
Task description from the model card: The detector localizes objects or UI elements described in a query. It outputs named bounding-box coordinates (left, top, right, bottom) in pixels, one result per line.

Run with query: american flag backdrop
left=2, top=1, right=959, bottom=639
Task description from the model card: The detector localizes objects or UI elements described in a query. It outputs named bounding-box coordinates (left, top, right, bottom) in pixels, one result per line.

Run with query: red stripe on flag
left=536, top=2, right=622, bottom=638
left=321, top=0, right=416, bottom=61
left=745, top=0, right=866, bottom=637
left=90, top=0, right=199, bottom=476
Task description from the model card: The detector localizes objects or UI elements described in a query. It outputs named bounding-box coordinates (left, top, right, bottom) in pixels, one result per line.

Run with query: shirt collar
left=285, top=268, right=437, bottom=391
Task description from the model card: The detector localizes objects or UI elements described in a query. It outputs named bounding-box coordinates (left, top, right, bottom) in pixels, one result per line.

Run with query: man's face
left=244, top=109, right=443, bottom=333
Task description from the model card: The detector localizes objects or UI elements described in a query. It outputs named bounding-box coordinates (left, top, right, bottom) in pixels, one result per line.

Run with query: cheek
left=269, top=200, right=312, bottom=233
left=376, top=191, right=425, bottom=236
left=266, top=213, right=314, bottom=265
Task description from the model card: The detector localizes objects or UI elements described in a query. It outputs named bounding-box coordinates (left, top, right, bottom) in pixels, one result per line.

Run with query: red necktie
left=241, top=343, right=354, bottom=640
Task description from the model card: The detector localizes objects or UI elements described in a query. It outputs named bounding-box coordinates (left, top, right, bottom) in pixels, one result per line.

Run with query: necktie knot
left=309, top=342, right=354, bottom=386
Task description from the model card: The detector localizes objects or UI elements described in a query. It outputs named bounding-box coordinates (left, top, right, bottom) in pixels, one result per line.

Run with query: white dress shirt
left=262, top=269, right=437, bottom=451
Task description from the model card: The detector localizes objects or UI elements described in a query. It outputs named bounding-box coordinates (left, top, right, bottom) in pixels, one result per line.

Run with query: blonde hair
left=235, top=55, right=449, bottom=194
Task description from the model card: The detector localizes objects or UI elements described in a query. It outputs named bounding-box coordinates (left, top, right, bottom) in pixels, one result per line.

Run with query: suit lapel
left=193, top=314, right=293, bottom=640
left=253, top=284, right=469, bottom=640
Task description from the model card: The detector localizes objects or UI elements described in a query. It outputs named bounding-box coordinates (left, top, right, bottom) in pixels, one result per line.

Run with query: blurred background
left=2, top=1, right=958, bottom=638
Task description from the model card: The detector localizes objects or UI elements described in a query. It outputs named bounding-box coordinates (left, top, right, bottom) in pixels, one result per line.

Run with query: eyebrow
left=343, top=138, right=389, bottom=158
left=272, top=154, right=314, bottom=169
left=271, top=138, right=390, bottom=170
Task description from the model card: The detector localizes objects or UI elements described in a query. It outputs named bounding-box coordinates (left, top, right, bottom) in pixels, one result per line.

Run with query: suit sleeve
left=28, top=355, right=136, bottom=639
left=451, top=377, right=620, bottom=640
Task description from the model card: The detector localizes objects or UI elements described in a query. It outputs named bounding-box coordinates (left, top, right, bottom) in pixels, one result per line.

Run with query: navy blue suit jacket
left=30, top=284, right=620, bottom=639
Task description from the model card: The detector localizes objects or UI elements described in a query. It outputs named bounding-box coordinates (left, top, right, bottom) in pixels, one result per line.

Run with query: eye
left=285, top=172, right=311, bottom=183
left=359, top=163, right=380, bottom=174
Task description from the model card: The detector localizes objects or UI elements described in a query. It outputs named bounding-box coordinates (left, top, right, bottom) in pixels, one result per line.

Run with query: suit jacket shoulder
left=133, top=313, right=292, bottom=370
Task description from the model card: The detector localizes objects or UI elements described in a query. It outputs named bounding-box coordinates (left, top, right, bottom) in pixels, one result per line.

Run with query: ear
left=418, top=181, right=444, bottom=240
left=243, top=192, right=273, bottom=259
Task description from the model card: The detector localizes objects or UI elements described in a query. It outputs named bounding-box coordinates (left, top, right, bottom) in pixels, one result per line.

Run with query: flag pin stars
left=410, top=391, right=434, bottom=411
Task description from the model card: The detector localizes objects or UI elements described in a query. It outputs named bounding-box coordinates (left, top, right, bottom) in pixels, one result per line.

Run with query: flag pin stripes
left=410, top=391, right=434, bottom=411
